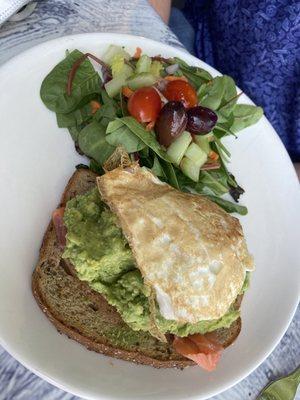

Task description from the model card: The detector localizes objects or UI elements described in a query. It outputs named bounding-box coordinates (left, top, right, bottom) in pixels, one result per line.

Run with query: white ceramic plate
left=0, top=33, right=299, bottom=400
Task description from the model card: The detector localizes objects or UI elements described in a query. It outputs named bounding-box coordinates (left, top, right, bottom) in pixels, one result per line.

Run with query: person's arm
left=148, top=0, right=171, bottom=23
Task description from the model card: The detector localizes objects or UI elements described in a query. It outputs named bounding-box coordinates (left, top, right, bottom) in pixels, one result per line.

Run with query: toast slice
left=32, top=168, right=242, bottom=368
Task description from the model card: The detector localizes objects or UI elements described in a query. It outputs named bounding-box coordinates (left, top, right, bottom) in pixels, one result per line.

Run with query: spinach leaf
left=174, top=57, right=212, bottom=88
left=68, top=126, right=81, bottom=142
left=101, top=89, right=122, bottom=115
left=196, top=170, right=229, bottom=196
left=120, top=117, right=170, bottom=161
left=230, top=104, right=263, bottom=133
left=213, top=114, right=236, bottom=137
left=174, top=169, right=247, bottom=215
left=220, top=76, right=237, bottom=107
left=78, top=121, right=115, bottom=164
left=198, top=77, right=225, bottom=110
left=198, top=75, right=236, bottom=112
left=89, top=159, right=104, bottom=175
left=205, top=195, right=248, bottom=215
left=213, top=136, right=231, bottom=158
left=151, top=155, right=167, bottom=178
left=40, top=49, right=101, bottom=114
left=139, top=146, right=150, bottom=159
left=56, top=102, right=93, bottom=128
left=94, top=104, right=118, bottom=121
left=106, top=119, right=146, bottom=152
left=106, top=119, right=124, bottom=133
left=159, top=159, right=180, bottom=189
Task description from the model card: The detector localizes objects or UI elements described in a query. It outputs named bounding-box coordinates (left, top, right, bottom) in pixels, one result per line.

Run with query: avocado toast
left=32, top=167, right=246, bottom=369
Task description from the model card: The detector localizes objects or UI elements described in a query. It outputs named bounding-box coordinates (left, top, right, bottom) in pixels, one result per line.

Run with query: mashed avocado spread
left=63, top=188, right=242, bottom=337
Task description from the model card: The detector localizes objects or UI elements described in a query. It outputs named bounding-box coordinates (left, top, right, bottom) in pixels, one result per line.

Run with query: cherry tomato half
left=127, top=87, right=161, bottom=123
left=163, top=80, right=198, bottom=108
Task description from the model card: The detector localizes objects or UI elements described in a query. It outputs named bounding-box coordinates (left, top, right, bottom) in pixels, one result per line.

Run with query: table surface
left=0, top=1, right=299, bottom=399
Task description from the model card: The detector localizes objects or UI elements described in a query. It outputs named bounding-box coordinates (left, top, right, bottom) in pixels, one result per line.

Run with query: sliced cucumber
left=185, top=143, right=208, bottom=167
left=111, top=59, right=132, bottom=78
left=166, top=131, right=192, bottom=165
left=102, top=45, right=130, bottom=65
left=180, top=157, right=201, bottom=182
left=111, top=58, right=133, bottom=79
left=126, top=73, right=157, bottom=90
left=194, top=133, right=214, bottom=155
left=150, top=60, right=163, bottom=77
left=105, top=65, right=133, bottom=98
left=136, top=55, right=152, bottom=74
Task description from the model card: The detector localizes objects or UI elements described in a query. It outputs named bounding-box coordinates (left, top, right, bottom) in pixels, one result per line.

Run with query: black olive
left=186, top=106, right=218, bottom=135
left=155, top=101, right=187, bottom=148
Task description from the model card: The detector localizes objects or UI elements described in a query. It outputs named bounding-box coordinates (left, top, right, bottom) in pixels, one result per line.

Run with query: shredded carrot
left=209, top=150, right=219, bottom=161
left=146, top=121, right=155, bottom=131
left=90, top=100, right=101, bottom=114
left=122, top=86, right=134, bottom=98
left=133, top=47, right=142, bottom=59
left=164, top=75, right=188, bottom=82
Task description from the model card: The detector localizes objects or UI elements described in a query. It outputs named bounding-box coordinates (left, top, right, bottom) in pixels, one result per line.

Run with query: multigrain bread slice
left=32, top=168, right=242, bottom=368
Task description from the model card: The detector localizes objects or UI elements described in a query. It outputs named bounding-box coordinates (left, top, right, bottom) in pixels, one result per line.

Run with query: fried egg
left=97, top=165, right=253, bottom=324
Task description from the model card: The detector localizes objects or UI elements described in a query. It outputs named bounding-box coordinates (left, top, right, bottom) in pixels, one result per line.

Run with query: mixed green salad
left=40, top=45, right=263, bottom=215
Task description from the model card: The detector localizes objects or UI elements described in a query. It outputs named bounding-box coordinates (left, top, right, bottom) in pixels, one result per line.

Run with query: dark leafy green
left=159, top=159, right=180, bottom=189
left=89, top=159, right=104, bottom=174
left=198, top=75, right=236, bottom=111
left=40, top=50, right=101, bottom=114
left=68, top=126, right=81, bottom=142
left=174, top=57, right=212, bottom=88
left=172, top=168, right=247, bottom=214
left=120, top=117, right=170, bottom=161
left=151, top=155, right=166, bottom=178
left=56, top=103, right=93, bottom=128
left=40, top=47, right=265, bottom=216
left=205, top=195, right=248, bottom=215
left=231, top=104, right=263, bottom=133
left=78, top=121, right=114, bottom=164
left=106, top=119, right=146, bottom=152
left=196, top=170, right=229, bottom=196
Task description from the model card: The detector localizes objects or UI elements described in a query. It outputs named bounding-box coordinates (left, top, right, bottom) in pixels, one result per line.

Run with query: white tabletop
left=0, top=1, right=299, bottom=399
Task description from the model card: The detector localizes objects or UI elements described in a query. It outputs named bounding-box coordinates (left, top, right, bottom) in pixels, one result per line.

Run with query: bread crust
left=32, top=169, right=242, bottom=368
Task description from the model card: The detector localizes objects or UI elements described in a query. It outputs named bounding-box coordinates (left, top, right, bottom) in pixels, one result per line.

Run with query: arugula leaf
left=231, top=104, right=263, bottom=133
left=120, top=117, right=170, bottom=161
left=78, top=121, right=115, bottom=164
left=40, top=50, right=101, bottom=114
left=106, top=120, right=146, bottom=152
left=205, top=195, right=248, bottom=215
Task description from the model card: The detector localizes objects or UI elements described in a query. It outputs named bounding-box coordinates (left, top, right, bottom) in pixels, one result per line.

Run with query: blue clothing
left=173, top=1, right=300, bottom=161
left=169, top=7, right=195, bottom=55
